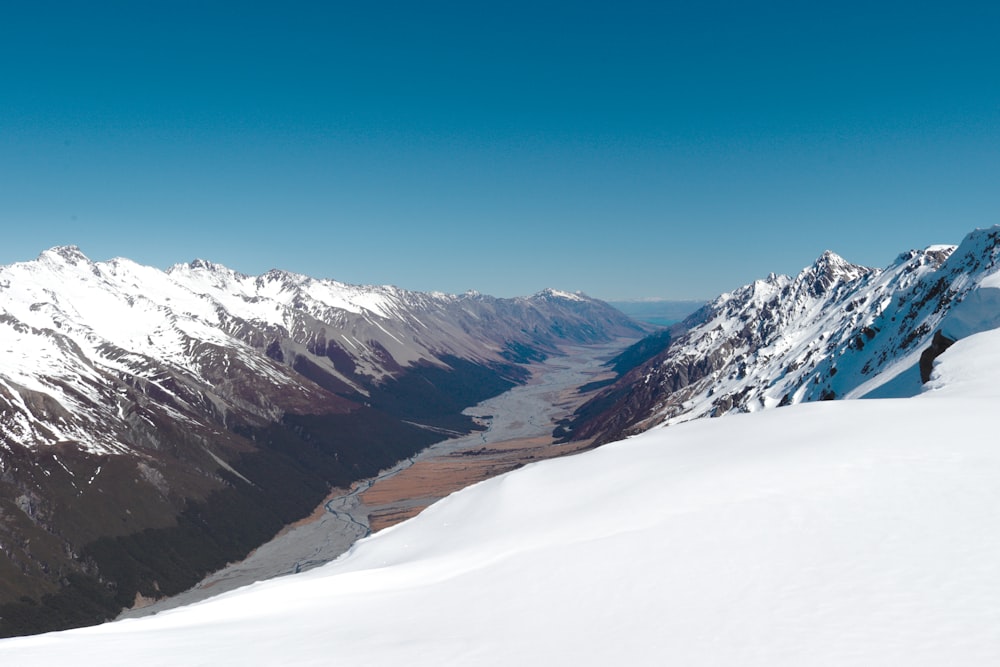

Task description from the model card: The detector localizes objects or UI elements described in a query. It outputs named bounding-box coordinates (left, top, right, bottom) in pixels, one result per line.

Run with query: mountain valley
left=0, top=248, right=648, bottom=636
left=2, top=225, right=1000, bottom=660
left=3, top=230, right=1000, bottom=664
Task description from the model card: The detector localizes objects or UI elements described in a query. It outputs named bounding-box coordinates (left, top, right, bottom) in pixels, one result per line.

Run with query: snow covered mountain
left=567, top=226, right=1000, bottom=443
left=0, top=247, right=644, bottom=454
left=3, top=296, right=999, bottom=666
left=0, top=247, right=648, bottom=635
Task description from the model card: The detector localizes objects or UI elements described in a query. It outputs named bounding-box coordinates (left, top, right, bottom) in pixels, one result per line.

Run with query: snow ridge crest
left=576, top=230, right=1000, bottom=441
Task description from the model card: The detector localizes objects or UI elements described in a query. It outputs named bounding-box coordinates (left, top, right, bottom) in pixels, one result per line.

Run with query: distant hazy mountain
left=566, top=226, right=1000, bottom=444
left=0, top=247, right=648, bottom=636
left=607, top=299, right=705, bottom=326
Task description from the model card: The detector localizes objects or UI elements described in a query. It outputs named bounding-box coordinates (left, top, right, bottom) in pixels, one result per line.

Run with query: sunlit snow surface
left=0, top=248, right=457, bottom=453
left=3, top=330, right=1000, bottom=665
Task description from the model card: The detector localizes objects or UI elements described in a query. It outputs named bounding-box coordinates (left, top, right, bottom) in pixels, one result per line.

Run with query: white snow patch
left=206, top=450, right=254, bottom=487
left=545, top=288, right=585, bottom=301
left=940, top=286, right=1000, bottom=341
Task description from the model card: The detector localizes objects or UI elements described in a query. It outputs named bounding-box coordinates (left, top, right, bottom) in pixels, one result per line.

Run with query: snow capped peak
left=187, top=258, right=216, bottom=271
left=924, top=244, right=957, bottom=255
left=604, top=246, right=963, bottom=434
left=569, top=228, right=997, bottom=443
left=809, top=249, right=858, bottom=272
left=252, top=268, right=308, bottom=293
left=171, top=258, right=251, bottom=281
left=943, top=225, right=1000, bottom=278
left=261, top=268, right=296, bottom=282
left=534, top=288, right=588, bottom=302
left=798, top=250, right=872, bottom=296
left=38, top=245, right=92, bottom=266
left=811, top=249, right=856, bottom=274
left=0, top=244, right=647, bottom=457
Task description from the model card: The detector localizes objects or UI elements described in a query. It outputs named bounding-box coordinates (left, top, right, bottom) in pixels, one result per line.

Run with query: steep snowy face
left=635, top=246, right=945, bottom=426
left=166, top=260, right=442, bottom=324
left=567, top=228, right=1000, bottom=443
left=909, top=228, right=1000, bottom=343
left=0, top=250, right=334, bottom=455
left=0, top=248, right=645, bottom=456
left=164, top=261, right=645, bottom=379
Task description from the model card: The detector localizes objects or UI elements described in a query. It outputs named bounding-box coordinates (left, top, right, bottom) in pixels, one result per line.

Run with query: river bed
left=120, top=340, right=628, bottom=618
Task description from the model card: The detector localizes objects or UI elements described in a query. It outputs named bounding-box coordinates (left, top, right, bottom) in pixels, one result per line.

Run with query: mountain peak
left=263, top=268, right=291, bottom=279
left=188, top=258, right=217, bottom=271
left=167, top=258, right=253, bottom=284
left=946, top=225, right=1000, bottom=278
left=38, top=245, right=90, bottom=265
left=812, top=249, right=852, bottom=272
left=535, top=288, right=587, bottom=302
left=255, top=268, right=306, bottom=292
left=798, top=250, right=871, bottom=297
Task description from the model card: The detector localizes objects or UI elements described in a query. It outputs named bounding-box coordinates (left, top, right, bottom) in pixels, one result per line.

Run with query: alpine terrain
left=1, top=227, right=999, bottom=665
left=0, top=247, right=648, bottom=636
left=564, top=226, right=1000, bottom=443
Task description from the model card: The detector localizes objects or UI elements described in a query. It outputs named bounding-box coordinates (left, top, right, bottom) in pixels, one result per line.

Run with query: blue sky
left=1, top=1, right=998, bottom=299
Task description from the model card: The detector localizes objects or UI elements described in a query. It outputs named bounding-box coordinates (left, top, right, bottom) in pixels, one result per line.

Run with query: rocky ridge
left=567, top=226, right=1000, bottom=444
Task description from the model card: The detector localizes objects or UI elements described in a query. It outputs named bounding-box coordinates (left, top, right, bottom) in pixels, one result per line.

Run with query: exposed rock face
left=0, top=249, right=649, bottom=636
left=920, top=331, right=957, bottom=383
left=566, top=227, right=1000, bottom=445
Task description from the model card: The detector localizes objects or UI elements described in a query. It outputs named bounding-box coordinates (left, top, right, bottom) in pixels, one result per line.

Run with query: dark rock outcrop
left=919, top=330, right=957, bottom=383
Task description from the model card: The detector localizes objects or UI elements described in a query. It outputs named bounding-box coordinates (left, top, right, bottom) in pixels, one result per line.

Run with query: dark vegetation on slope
left=0, top=250, right=654, bottom=639
left=0, top=407, right=442, bottom=638
left=608, top=328, right=675, bottom=375
left=0, top=353, right=526, bottom=638
left=500, top=340, right=549, bottom=364
left=366, top=356, right=529, bottom=431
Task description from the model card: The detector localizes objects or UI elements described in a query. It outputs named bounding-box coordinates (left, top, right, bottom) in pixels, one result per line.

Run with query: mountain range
left=563, top=226, right=1000, bottom=444
left=3, top=224, right=1000, bottom=648
left=0, top=246, right=648, bottom=636
left=2, top=229, right=999, bottom=665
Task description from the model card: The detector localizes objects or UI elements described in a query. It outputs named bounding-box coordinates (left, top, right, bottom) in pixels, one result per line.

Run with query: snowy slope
left=3, top=326, right=998, bottom=665
left=0, top=247, right=645, bottom=455
left=569, top=226, right=1000, bottom=443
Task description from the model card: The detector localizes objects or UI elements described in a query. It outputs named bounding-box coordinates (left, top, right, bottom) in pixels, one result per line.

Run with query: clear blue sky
left=1, top=1, right=998, bottom=299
